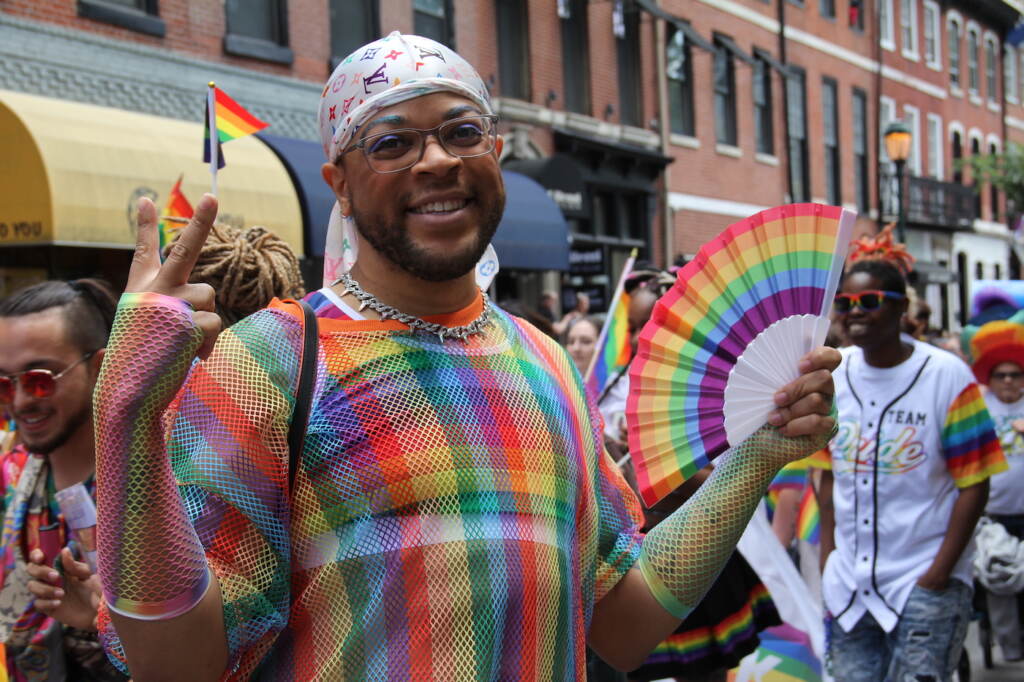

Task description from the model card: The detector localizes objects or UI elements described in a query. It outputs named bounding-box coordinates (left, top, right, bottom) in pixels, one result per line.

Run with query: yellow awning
left=0, top=89, right=304, bottom=254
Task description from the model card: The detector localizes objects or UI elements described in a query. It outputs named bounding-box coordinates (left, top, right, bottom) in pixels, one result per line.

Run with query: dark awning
left=257, top=133, right=335, bottom=257
left=635, top=0, right=716, bottom=53
left=503, top=153, right=588, bottom=218
left=494, top=170, right=569, bottom=271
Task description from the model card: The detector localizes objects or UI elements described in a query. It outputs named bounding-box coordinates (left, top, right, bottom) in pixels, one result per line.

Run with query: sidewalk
left=963, top=621, right=1024, bottom=681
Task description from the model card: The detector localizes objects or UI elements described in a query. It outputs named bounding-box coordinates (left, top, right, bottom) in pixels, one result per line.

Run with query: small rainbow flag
left=159, top=175, right=194, bottom=252
left=796, top=484, right=819, bottom=544
left=585, top=249, right=637, bottom=397
left=728, top=625, right=822, bottom=682
left=203, top=84, right=269, bottom=171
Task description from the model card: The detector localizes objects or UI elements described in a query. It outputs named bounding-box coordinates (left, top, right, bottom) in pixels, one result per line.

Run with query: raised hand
left=128, top=195, right=221, bottom=359
left=26, top=548, right=102, bottom=631
left=766, top=346, right=841, bottom=439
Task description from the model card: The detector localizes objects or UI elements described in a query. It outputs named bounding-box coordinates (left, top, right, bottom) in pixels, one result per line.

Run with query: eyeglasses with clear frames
left=339, top=115, right=499, bottom=174
left=0, top=351, right=98, bottom=404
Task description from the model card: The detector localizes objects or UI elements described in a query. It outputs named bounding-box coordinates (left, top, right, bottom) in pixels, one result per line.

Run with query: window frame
left=926, top=112, right=943, bottom=179
left=786, top=66, right=810, bottom=202
left=615, top=0, right=642, bottom=127
left=822, top=76, right=841, bottom=206
left=880, top=0, right=896, bottom=51
left=560, top=0, right=591, bottom=115
left=329, top=0, right=380, bottom=68
left=753, top=50, right=775, bottom=156
left=967, top=22, right=981, bottom=96
left=413, top=0, right=455, bottom=48
left=879, top=95, right=897, bottom=163
left=904, top=104, right=921, bottom=175
left=77, top=0, right=165, bottom=37
left=1006, top=44, right=1018, bottom=105
left=496, top=0, right=531, bottom=102
left=948, top=13, right=963, bottom=91
left=819, top=0, right=835, bottom=20
left=900, top=0, right=918, bottom=61
left=984, top=32, right=999, bottom=104
left=852, top=87, right=869, bottom=213
left=713, top=33, right=738, bottom=147
left=224, top=0, right=293, bottom=64
left=922, top=1, right=941, bottom=70
left=667, top=24, right=696, bottom=138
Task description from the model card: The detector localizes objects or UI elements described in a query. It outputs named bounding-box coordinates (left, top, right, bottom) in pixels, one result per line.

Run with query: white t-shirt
left=820, top=341, right=1005, bottom=633
left=984, top=393, right=1024, bottom=516
left=597, top=370, right=630, bottom=441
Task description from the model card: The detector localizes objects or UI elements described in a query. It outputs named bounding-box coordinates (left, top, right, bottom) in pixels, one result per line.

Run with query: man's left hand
left=766, top=346, right=841, bottom=439
left=26, top=547, right=102, bottom=631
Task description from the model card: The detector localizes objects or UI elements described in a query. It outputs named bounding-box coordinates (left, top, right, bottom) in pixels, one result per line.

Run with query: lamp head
left=884, top=120, right=912, bottom=163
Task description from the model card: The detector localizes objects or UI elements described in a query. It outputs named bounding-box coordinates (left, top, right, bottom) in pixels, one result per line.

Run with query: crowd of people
left=0, top=30, right=1018, bottom=682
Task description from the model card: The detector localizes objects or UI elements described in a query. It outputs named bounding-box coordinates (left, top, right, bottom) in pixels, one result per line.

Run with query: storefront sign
left=569, top=246, right=604, bottom=274
left=548, top=189, right=584, bottom=214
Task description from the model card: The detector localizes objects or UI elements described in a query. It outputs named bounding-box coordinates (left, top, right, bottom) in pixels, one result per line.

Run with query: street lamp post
left=884, top=121, right=912, bottom=244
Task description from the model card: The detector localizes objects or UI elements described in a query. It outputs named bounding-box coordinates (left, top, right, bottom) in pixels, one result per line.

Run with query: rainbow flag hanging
left=158, top=175, right=194, bottom=252
left=585, top=249, right=637, bottom=397
left=203, top=84, right=269, bottom=170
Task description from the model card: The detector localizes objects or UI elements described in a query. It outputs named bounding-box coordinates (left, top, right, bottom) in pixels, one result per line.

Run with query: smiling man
left=0, top=279, right=123, bottom=680
left=92, top=33, right=840, bottom=680
left=815, top=245, right=1007, bottom=681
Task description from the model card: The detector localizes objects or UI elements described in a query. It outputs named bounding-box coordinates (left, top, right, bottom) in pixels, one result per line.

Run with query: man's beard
left=350, top=192, right=505, bottom=282
left=21, top=404, right=91, bottom=455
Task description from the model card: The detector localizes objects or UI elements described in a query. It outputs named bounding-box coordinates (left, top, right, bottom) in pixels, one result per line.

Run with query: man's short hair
left=0, top=279, right=117, bottom=353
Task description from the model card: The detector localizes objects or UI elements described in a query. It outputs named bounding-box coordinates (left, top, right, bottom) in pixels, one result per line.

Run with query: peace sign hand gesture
left=127, top=194, right=222, bottom=359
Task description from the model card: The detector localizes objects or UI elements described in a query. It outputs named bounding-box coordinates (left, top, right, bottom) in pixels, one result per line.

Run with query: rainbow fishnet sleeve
left=637, top=423, right=833, bottom=619
left=94, top=293, right=211, bottom=620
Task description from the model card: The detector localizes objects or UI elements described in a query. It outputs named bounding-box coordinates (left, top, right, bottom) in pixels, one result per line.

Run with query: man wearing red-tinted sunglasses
left=0, top=279, right=125, bottom=681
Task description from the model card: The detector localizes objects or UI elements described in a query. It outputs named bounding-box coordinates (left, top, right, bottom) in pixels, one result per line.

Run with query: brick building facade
left=1, top=1, right=1022, bottom=327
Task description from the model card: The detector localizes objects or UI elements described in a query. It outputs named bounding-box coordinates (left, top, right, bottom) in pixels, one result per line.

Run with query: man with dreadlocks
left=813, top=226, right=1006, bottom=681
left=91, top=33, right=839, bottom=680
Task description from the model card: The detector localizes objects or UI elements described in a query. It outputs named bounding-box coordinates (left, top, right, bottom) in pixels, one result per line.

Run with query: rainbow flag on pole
left=203, top=83, right=269, bottom=182
left=585, top=249, right=637, bottom=397
left=158, top=175, right=194, bottom=252
left=796, top=485, right=820, bottom=544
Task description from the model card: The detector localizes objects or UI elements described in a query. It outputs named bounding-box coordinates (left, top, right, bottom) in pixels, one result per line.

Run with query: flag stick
left=207, top=81, right=219, bottom=196
left=584, top=248, right=638, bottom=383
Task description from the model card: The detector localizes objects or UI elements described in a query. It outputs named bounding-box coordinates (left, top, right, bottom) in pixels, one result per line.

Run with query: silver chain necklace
left=333, top=272, right=493, bottom=342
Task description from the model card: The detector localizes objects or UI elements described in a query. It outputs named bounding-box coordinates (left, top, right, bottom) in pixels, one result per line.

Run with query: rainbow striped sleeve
left=942, top=383, right=1007, bottom=488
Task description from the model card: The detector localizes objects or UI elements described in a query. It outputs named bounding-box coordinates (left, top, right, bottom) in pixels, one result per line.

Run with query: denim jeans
left=828, top=580, right=972, bottom=682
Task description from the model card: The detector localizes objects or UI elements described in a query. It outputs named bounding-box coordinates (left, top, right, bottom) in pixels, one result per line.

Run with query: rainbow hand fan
left=626, top=203, right=855, bottom=506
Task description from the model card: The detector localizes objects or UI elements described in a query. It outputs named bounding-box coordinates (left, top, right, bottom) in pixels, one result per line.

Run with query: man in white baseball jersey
left=815, top=254, right=1006, bottom=681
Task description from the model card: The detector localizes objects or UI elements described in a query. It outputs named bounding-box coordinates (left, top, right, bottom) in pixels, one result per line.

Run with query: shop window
left=561, top=0, right=591, bottom=115
left=616, top=1, right=642, bottom=127
left=786, top=68, right=810, bottom=201
left=414, top=0, right=454, bottom=49
left=224, top=0, right=293, bottom=64
left=853, top=88, right=869, bottom=212
left=822, top=77, right=840, bottom=206
left=496, top=0, right=530, bottom=101
left=667, top=26, right=695, bottom=137
left=713, top=35, right=737, bottom=146
left=330, top=0, right=378, bottom=67
left=78, top=0, right=165, bottom=37
left=753, top=54, right=774, bottom=155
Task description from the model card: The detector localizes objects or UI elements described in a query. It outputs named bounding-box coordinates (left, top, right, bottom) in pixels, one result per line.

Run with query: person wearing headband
left=0, top=279, right=125, bottom=680
left=91, top=33, right=838, bottom=679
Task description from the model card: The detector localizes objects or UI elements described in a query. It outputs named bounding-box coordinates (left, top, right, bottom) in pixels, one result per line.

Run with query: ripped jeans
left=828, top=580, right=972, bottom=682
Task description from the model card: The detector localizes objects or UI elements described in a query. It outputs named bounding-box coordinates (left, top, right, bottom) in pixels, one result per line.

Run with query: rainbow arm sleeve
left=637, top=422, right=834, bottom=619
left=94, top=293, right=211, bottom=620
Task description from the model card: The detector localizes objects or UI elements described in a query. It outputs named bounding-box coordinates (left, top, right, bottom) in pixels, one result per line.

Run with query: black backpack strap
left=287, top=300, right=318, bottom=492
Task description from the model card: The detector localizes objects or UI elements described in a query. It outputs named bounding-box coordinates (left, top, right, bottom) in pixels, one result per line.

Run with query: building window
left=880, top=96, right=896, bottom=162
left=786, top=68, right=810, bottom=202
left=78, top=0, right=165, bottom=36
left=971, top=135, right=982, bottom=215
left=667, top=26, right=695, bottom=137
left=414, top=0, right=454, bottom=47
left=849, top=0, right=864, bottom=30
left=496, top=0, right=530, bottom=101
left=820, top=0, right=834, bottom=19
left=754, top=53, right=774, bottom=155
left=904, top=104, right=921, bottom=175
left=560, top=0, right=591, bottom=115
left=853, top=88, right=869, bottom=213
left=880, top=0, right=895, bottom=50
left=927, top=113, right=943, bottom=179
left=1008, top=46, right=1020, bottom=104
left=990, top=141, right=1000, bottom=220
left=922, top=1, right=941, bottom=68
left=985, top=35, right=998, bottom=103
left=900, top=0, right=917, bottom=59
left=967, top=25, right=980, bottom=94
left=616, top=1, right=641, bottom=127
left=951, top=130, right=963, bottom=183
left=224, top=0, right=293, bottom=64
left=713, top=34, right=738, bottom=146
left=823, top=77, right=840, bottom=205
left=948, top=16, right=962, bottom=89
left=330, top=0, right=378, bottom=65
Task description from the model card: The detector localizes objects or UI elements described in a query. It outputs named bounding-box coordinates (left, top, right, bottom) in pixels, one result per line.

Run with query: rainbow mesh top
left=101, top=293, right=643, bottom=680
